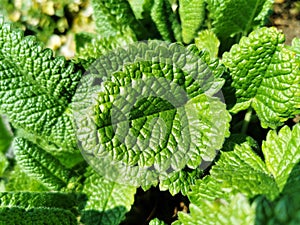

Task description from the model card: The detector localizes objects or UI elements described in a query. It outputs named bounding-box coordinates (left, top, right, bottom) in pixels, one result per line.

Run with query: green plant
left=0, top=0, right=300, bottom=224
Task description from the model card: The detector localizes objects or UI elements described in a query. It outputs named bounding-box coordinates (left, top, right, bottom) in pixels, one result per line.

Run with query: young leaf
left=207, top=0, right=274, bottom=40
left=262, top=124, right=300, bottom=190
left=80, top=167, right=136, bottom=225
left=195, top=30, right=220, bottom=59
left=151, top=0, right=182, bottom=42
left=150, top=218, right=168, bottom=225
left=0, top=18, right=83, bottom=149
left=14, top=138, right=78, bottom=191
left=223, top=27, right=300, bottom=128
left=179, top=0, right=205, bottom=44
left=178, top=194, right=256, bottom=225
left=159, top=168, right=202, bottom=196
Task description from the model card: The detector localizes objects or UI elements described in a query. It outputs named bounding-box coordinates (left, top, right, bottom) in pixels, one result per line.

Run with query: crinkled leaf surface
left=223, top=27, right=300, bottom=128
left=92, top=0, right=144, bottom=39
left=150, top=218, right=168, bottom=225
left=74, top=41, right=230, bottom=187
left=0, top=19, right=83, bottom=149
left=195, top=30, right=220, bottom=59
left=178, top=194, right=256, bottom=225
left=188, top=124, right=300, bottom=207
left=159, top=168, right=202, bottom=196
left=14, top=138, right=78, bottom=191
left=151, top=0, right=181, bottom=42
left=179, top=0, right=205, bottom=44
left=81, top=167, right=136, bottom=225
left=207, top=0, right=274, bottom=40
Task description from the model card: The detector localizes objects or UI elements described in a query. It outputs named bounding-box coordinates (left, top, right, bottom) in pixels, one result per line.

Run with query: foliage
left=1, top=0, right=300, bottom=224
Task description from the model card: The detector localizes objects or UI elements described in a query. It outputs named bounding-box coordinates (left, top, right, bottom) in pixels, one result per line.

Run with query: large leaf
left=0, top=18, right=83, bottom=150
left=73, top=41, right=230, bottom=187
left=207, top=0, right=274, bottom=41
left=80, top=167, right=136, bottom=225
left=179, top=0, right=205, bottom=44
left=223, top=27, right=300, bottom=128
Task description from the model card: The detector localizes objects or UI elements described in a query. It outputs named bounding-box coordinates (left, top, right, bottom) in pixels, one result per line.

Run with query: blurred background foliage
left=0, top=0, right=95, bottom=58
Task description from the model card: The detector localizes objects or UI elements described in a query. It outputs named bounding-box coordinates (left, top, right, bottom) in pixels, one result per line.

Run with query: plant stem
left=241, top=108, right=253, bottom=134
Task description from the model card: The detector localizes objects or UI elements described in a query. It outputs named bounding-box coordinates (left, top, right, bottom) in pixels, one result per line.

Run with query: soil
left=270, top=0, right=300, bottom=44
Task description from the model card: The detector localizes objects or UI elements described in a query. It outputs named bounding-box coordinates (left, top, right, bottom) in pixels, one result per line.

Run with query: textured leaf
left=151, top=0, right=181, bottom=42
left=207, top=0, right=274, bottom=40
left=0, top=207, right=78, bottom=225
left=159, top=168, right=202, bottom=196
left=0, top=116, right=12, bottom=153
left=0, top=18, right=83, bottom=149
left=195, top=30, right=220, bottom=59
left=178, top=194, right=255, bottom=225
left=74, top=41, right=230, bottom=187
left=75, top=32, right=136, bottom=69
left=92, top=0, right=144, bottom=39
left=14, top=138, right=78, bottom=191
left=223, top=27, right=300, bottom=128
left=179, top=0, right=205, bottom=44
left=5, top=165, right=48, bottom=192
left=0, top=192, right=79, bottom=210
left=188, top=124, right=300, bottom=210
left=150, top=218, right=168, bottom=225
left=262, top=124, right=300, bottom=191
left=188, top=143, right=278, bottom=205
left=81, top=167, right=136, bottom=225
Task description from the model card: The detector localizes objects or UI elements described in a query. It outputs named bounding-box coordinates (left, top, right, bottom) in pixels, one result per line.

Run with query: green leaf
left=74, top=41, right=230, bottom=187
left=150, top=218, right=168, bottom=225
left=207, top=0, right=274, bottom=40
left=179, top=0, right=205, bottom=44
left=14, top=138, right=78, bottom=191
left=159, top=168, right=202, bottom=196
left=0, top=152, right=8, bottom=178
left=151, top=0, right=181, bottom=42
left=91, top=0, right=144, bottom=39
left=195, top=30, right=220, bottom=59
left=188, top=124, right=300, bottom=208
left=0, top=207, right=78, bottom=225
left=178, top=194, right=256, bottom=225
left=223, top=27, right=300, bottom=128
left=0, top=192, right=79, bottom=210
left=0, top=116, right=12, bottom=153
left=80, top=167, right=136, bottom=225
left=0, top=18, right=83, bottom=149
left=4, top=165, right=48, bottom=192
left=262, top=124, right=300, bottom=191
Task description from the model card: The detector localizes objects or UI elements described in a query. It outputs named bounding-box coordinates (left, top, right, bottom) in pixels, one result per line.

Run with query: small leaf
left=150, top=218, right=168, bottom=225
left=195, top=30, right=220, bottom=58
left=179, top=0, right=205, bottom=44
left=178, top=194, right=255, bottom=225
